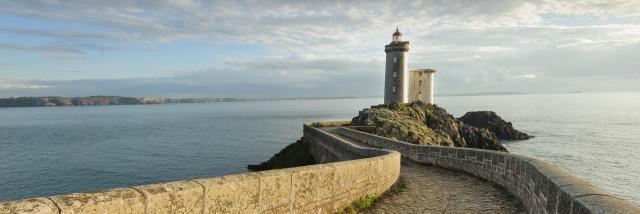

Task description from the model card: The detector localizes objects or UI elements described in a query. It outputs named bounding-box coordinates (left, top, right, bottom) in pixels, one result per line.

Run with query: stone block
left=134, top=180, right=203, bottom=214
left=484, top=152, right=493, bottom=164
left=256, top=169, right=292, bottom=213
left=456, top=149, right=465, bottom=159
left=408, top=144, right=418, bottom=160
left=465, top=149, right=476, bottom=160
left=544, top=181, right=559, bottom=214
left=50, top=188, right=144, bottom=214
left=368, top=157, right=385, bottom=185
left=0, top=198, right=58, bottom=214
left=489, top=153, right=497, bottom=165
left=556, top=191, right=573, bottom=214
left=195, top=173, right=259, bottom=214
left=417, top=146, right=428, bottom=157
left=427, top=146, right=438, bottom=156
left=291, top=165, right=336, bottom=212
left=498, top=154, right=505, bottom=165
left=476, top=151, right=484, bottom=162
left=439, top=147, right=449, bottom=157
left=329, top=161, right=358, bottom=211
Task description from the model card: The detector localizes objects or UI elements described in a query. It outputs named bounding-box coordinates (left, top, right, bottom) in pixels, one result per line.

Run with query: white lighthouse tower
left=384, top=28, right=410, bottom=104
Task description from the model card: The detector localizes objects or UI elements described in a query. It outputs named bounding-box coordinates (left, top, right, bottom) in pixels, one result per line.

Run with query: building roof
left=411, top=68, right=437, bottom=73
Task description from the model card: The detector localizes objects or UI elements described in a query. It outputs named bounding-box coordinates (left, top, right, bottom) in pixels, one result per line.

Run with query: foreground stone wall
left=337, top=126, right=640, bottom=214
left=0, top=124, right=401, bottom=214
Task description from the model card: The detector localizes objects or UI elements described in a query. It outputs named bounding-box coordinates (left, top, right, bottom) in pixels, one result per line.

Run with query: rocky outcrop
left=247, top=138, right=316, bottom=171
left=351, top=102, right=509, bottom=151
left=459, top=111, right=532, bottom=140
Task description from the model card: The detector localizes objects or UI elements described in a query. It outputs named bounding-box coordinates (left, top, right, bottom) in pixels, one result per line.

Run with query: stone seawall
left=0, top=124, right=401, bottom=214
left=337, top=126, right=640, bottom=214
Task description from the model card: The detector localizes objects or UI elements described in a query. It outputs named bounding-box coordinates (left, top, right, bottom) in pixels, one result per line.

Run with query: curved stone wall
left=0, top=124, right=401, bottom=214
left=337, top=126, right=640, bottom=214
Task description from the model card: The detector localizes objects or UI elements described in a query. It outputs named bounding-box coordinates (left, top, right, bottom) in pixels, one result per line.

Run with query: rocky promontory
left=351, top=102, right=531, bottom=151
left=249, top=101, right=532, bottom=170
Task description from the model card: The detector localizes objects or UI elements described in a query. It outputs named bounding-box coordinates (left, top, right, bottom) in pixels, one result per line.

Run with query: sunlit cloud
left=515, top=74, right=537, bottom=79
left=0, top=82, right=52, bottom=90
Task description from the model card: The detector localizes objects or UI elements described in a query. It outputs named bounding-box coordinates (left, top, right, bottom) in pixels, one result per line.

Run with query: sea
left=0, top=92, right=638, bottom=205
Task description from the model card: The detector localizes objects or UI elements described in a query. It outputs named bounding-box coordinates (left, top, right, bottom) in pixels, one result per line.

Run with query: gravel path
left=322, top=127, right=524, bottom=213
left=362, top=160, right=524, bottom=214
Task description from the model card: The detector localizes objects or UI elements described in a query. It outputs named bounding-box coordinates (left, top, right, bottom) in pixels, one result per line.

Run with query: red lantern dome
left=392, top=27, right=402, bottom=42
left=393, top=29, right=402, bottom=36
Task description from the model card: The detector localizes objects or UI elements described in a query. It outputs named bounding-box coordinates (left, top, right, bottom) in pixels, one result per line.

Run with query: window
left=418, top=91, right=422, bottom=95
left=392, top=86, right=396, bottom=93
left=418, top=80, right=422, bottom=86
left=393, top=72, right=397, bottom=77
left=393, top=57, right=397, bottom=63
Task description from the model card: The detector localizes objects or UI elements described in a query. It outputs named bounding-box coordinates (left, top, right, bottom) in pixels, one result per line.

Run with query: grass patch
left=335, top=177, right=407, bottom=214
left=337, top=196, right=377, bottom=214
left=388, top=176, right=407, bottom=195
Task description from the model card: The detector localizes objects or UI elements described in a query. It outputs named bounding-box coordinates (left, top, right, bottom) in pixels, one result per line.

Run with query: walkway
left=322, top=127, right=524, bottom=214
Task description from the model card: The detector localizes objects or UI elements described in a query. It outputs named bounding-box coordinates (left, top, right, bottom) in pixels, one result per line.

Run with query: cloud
left=515, top=74, right=537, bottom=79
left=556, top=37, right=640, bottom=50
left=3, top=1, right=637, bottom=54
left=0, top=81, right=52, bottom=90
left=0, top=0, right=639, bottom=96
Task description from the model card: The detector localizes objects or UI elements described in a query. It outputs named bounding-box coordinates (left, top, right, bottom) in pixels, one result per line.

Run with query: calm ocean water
left=1, top=92, right=638, bottom=205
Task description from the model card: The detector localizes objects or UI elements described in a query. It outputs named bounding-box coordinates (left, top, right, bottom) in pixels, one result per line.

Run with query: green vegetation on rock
left=351, top=101, right=512, bottom=151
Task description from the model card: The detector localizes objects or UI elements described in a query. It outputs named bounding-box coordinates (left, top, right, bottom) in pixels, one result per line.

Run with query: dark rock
left=351, top=101, right=508, bottom=151
left=247, top=138, right=316, bottom=171
left=459, top=111, right=532, bottom=140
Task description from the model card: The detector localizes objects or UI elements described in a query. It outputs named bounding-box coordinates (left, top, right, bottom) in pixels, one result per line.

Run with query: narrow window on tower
left=392, top=86, right=396, bottom=93
left=393, top=56, right=397, bottom=63
left=419, top=80, right=422, bottom=86
left=393, top=72, right=397, bottom=77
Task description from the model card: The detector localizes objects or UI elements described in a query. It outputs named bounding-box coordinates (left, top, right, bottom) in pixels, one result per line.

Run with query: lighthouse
left=383, top=28, right=437, bottom=105
left=384, top=28, right=410, bottom=104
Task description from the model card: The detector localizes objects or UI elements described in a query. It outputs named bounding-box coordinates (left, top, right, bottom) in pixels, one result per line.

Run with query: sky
left=0, top=0, right=639, bottom=98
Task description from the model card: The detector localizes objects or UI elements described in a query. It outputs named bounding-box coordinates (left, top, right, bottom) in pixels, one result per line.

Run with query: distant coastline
left=0, top=95, right=380, bottom=108
left=1, top=92, right=616, bottom=108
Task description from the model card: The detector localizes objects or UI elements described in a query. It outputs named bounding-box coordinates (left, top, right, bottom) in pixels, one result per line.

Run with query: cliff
left=247, top=138, right=316, bottom=171
left=351, top=102, right=530, bottom=151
